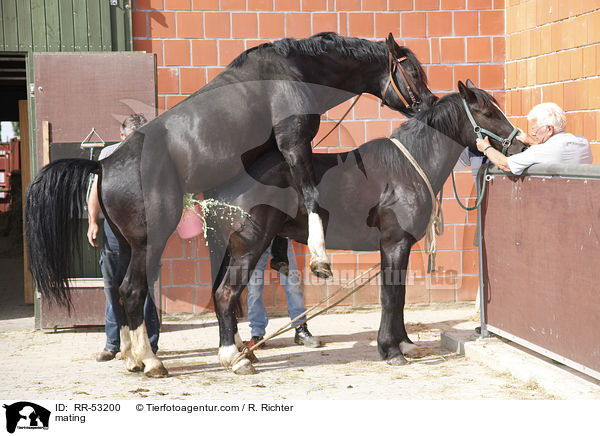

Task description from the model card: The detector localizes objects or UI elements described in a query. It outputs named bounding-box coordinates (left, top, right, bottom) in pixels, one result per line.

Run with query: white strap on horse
left=389, top=137, right=444, bottom=272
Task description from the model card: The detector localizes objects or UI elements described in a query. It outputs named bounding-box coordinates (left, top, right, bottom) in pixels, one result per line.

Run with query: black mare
left=204, top=81, right=526, bottom=373
left=25, top=33, right=432, bottom=378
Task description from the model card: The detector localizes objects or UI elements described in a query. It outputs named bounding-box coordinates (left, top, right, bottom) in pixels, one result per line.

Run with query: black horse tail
left=25, top=158, right=102, bottom=307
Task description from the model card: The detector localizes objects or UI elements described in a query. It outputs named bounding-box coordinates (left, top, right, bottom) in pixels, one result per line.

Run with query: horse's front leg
left=273, top=115, right=332, bottom=279
left=378, top=236, right=415, bottom=365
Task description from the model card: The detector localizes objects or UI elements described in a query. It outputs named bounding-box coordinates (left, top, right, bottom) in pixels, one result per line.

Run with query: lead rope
left=389, top=138, right=443, bottom=274
left=452, top=164, right=491, bottom=211
left=230, top=263, right=382, bottom=368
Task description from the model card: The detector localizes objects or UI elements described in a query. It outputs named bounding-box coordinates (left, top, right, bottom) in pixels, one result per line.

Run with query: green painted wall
left=0, top=0, right=131, bottom=53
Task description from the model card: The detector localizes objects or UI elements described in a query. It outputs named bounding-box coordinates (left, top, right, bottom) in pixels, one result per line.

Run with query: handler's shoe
left=294, top=324, right=322, bottom=348
left=96, top=348, right=118, bottom=362
left=246, top=336, right=265, bottom=349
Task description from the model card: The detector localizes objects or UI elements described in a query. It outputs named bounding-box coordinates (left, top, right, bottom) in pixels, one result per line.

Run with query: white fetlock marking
left=307, top=212, right=328, bottom=262
left=218, top=344, right=239, bottom=368
left=234, top=333, right=243, bottom=351
left=120, top=326, right=132, bottom=353
left=120, top=326, right=137, bottom=368
left=400, top=341, right=417, bottom=354
left=130, top=323, right=163, bottom=373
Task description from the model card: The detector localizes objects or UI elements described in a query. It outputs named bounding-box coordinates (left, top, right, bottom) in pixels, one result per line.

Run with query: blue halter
left=461, top=98, right=519, bottom=156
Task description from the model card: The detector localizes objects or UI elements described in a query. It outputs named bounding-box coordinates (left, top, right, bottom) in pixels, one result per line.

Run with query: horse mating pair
left=25, top=33, right=525, bottom=377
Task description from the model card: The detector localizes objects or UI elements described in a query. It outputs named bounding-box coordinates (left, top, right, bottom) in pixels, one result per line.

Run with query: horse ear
left=386, top=33, right=400, bottom=56
left=458, top=80, right=476, bottom=103
left=465, top=78, right=476, bottom=89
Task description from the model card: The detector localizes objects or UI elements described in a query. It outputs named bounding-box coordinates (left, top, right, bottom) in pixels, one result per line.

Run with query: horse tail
left=25, top=158, right=102, bottom=307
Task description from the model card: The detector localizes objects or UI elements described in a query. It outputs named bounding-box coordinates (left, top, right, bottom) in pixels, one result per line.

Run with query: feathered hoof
left=310, top=261, right=332, bottom=279
left=386, top=354, right=409, bottom=366
left=125, top=359, right=144, bottom=372
left=232, top=358, right=257, bottom=375
left=144, top=365, right=169, bottom=378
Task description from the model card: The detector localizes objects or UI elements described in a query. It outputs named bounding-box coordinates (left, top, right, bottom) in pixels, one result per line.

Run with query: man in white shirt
left=476, top=102, right=593, bottom=174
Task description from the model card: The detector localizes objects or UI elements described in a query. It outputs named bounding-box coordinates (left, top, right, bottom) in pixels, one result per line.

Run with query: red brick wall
left=505, top=1, right=600, bottom=162
left=132, top=0, right=506, bottom=313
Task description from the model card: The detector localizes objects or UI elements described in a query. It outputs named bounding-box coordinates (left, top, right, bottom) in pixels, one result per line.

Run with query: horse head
left=382, top=33, right=436, bottom=116
left=458, top=79, right=527, bottom=156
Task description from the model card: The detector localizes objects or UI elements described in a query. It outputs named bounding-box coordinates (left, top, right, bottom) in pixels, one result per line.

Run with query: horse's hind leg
left=215, top=233, right=274, bottom=375
left=119, top=246, right=168, bottom=378
left=102, top=151, right=181, bottom=377
left=102, top=239, right=143, bottom=372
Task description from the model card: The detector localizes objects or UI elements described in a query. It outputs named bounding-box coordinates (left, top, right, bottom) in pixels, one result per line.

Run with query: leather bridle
left=381, top=49, right=422, bottom=110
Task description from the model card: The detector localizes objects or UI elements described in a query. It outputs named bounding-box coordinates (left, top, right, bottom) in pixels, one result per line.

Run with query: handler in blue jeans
left=247, top=239, right=322, bottom=348
left=87, top=114, right=160, bottom=362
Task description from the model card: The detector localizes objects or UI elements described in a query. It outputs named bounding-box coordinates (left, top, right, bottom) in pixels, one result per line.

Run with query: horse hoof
left=232, top=358, right=257, bottom=375
left=310, top=261, right=332, bottom=279
left=126, top=361, right=144, bottom=372
left=386, top=355, right=409, bottom=366
left=145, top=366, right=169, bottom=378
left=400, top=341, right=417, bottom=356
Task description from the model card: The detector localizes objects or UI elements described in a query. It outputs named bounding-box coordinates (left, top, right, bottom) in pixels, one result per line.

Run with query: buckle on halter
left=474, top=126, right=481, bottom=134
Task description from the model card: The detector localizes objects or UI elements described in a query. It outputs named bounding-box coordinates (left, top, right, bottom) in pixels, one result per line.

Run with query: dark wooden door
left=33, top=52, right=158, bottom=328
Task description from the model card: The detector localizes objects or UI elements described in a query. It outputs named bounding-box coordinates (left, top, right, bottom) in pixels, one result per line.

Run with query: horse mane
left=229, top=32, right=388, bottom=68
left=363, top=88, right=497, bottom=176
left=403, top=87, right=497, bottom=138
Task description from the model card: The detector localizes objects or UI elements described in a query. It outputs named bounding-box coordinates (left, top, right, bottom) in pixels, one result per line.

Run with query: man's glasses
left=530, top=125, right=548, bottom=136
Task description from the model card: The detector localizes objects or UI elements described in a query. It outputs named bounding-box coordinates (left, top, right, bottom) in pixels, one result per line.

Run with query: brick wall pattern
left=505, top=1, right=600, bottom=161
left=131, top=0, right=507, bottom=313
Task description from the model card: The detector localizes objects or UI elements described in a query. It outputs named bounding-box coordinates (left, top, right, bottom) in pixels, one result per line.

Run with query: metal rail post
left=476, top=166, right=488, bottom=337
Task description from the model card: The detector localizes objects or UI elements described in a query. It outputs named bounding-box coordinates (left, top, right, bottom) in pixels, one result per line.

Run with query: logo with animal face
left=3, top=402, right=51, bottom=433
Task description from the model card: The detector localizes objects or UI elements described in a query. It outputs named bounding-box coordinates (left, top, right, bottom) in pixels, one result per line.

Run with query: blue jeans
left=101, top=221, right=160, bottom=353
left=247, top=240, right=306, bottom=337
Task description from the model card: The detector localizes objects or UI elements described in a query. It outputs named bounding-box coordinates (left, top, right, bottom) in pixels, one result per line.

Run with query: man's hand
left=87, top=221, right=99, bottom=247
left=87, top=175, right=101, bottom=247
left=476, top=136, right=491, bottom=153
left=476, top=136, right=512, bottom=173
left=516, top=129, right=536, bottom=146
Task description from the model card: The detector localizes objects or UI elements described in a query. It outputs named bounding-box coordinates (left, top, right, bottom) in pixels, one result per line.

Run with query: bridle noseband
left=461, top=98, right=519, bottom=155
left=382, top=49, right=421, bottom=111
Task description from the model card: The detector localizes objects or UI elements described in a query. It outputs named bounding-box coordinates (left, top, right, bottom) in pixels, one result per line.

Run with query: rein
left=312, top=94, right=362, bottom=149
left=313, top=48, right=422, bottom=149
left=382, top=50, right=421, bottom=110
left=452, top=98, right=519, bottom=211
left=390, top=137, right=443, bottom=273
